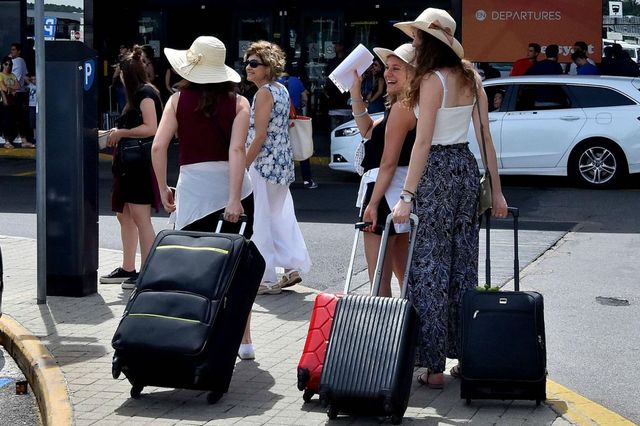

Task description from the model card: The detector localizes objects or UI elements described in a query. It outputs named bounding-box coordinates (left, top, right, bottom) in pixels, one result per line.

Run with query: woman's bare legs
left=127, top=203, right=156, bottom=266
left=117, top=206, right=138, bottom=272
left=242, top=313, right=252, bottom=344
left=363, top=232, right=394, bottom=297
left=391, top=232, right=410, bottom=290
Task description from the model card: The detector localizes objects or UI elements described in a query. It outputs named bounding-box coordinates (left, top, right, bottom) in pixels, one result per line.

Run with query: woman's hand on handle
left=160, top=186, right=176, bottom=213
left=491, top=191, right=508, bottom=218
left=223, top=199, right=244, bottom=223
left=362, top=203, right=378, bottom=233
left=392, top=199, right=411, bottom=225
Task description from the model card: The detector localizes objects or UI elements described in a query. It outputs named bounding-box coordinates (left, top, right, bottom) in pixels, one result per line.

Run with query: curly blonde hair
left=244, top=40, right=286, bottom=81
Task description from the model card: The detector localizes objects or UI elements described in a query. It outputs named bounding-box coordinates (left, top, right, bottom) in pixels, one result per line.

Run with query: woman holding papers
left=391, top=8, right=507, bottom=389
left=351, top=43, right=416, bottom=297
left=244, top=41, right=311, bottom=296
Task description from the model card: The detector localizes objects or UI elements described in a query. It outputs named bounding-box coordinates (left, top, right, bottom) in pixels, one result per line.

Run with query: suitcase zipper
left=128, top=313, right=203, bottom=324
left=156, top=245, right=229, bottom=255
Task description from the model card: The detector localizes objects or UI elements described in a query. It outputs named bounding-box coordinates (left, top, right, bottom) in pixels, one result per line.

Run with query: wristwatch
left=400, top=193, right=414, bottom=203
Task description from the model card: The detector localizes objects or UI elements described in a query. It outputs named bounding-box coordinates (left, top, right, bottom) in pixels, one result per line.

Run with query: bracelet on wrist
left=351, top=97, right=365, bottom=103
left=402, top=189, right=416, bottom=197
left=352, top=108, right=368, bottom=118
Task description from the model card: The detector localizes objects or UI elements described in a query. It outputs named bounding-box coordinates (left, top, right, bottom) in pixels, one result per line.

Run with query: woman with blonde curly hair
left=244, top=40, right=311, bottom=295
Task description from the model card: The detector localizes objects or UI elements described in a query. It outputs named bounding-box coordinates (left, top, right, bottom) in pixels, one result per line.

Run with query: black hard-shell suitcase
left=111, top=220, right=265, bottom=403
left=320, top=214, right=419, bottom=424
left=460, top=207, right=547, bottom=404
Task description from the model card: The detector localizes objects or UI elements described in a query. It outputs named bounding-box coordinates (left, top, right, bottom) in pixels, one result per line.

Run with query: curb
left=0, top=314, right=73, bottom=426
left=547, top=379, right=636, bottom=426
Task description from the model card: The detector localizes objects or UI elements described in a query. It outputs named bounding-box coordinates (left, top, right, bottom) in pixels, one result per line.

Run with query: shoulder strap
left=433, top=70, right=447, bottom=108
left=472, top=78, right=491, bottom=182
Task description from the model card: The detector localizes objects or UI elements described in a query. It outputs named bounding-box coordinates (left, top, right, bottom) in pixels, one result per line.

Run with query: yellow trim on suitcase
left=157, top=245, right=229, bottom=255
left=128, top=313, right=202, bottom=324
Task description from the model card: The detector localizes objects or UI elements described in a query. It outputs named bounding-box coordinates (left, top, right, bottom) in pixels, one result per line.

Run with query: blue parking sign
left=44, top=16, right=57, bottom=40
left=83, top=59, right=95, bottom=91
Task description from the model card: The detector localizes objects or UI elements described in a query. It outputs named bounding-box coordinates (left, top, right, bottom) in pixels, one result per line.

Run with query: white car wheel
left=571, top=140, right=626, bottom=188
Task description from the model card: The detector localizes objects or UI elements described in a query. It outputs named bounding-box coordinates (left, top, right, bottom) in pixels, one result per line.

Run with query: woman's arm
left=392, top=74, right=441, bottom=224
left=151, top=93, right=179, bottom=212
left=245, top=87, right=273, bottom=167
left=225, top=95, right=251, bottom=222
left=349, top=70, right=381, bottom=139
left=363, top=103, right=416, bottom=231
left=471, top=74, right=508, bottom=217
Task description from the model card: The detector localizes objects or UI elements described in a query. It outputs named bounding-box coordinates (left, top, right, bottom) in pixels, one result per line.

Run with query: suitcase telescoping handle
left=215, top=213, right=248, bottom=235
left=484, top=207, right=519, bottom=291
left=371, top=213, right=419, bottom=299
left=343, top=221, right=370, bottom=294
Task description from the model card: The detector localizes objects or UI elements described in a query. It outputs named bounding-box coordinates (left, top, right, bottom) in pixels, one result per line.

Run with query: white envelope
left=328, top=44, right=374, bottom=93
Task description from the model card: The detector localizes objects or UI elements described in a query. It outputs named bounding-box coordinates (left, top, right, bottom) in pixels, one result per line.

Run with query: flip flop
left=417, top=372, right=444, bottom=389
left=450, top=364, right=461, bottom=379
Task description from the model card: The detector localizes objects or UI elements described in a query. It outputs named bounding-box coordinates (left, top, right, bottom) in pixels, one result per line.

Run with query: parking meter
left=45, top=41, right=98, bottom=297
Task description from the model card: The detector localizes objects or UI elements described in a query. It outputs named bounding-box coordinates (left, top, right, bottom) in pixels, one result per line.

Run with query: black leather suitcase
left=111, top=223, right=265, bottom=403
left=460, top=208, right=547, bottom=405
left=319, top=214, right=419, bottom=424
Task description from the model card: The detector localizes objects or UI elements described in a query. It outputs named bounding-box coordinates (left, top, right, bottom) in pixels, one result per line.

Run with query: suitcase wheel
left=391, top=414, right=403, bottom=425
left=111, top=360, right=121, bottom=380
left=130, top=384, right=144, bottom=399
left=302, top=389, right=314, bottom=403
left=327, top=404, right=338, bottom=420
left=207, top=391, right=223, bottom=404
left=297, top=368, right=310, bottom=391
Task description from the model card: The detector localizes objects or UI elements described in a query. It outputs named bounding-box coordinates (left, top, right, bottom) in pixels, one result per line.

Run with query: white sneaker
left=238, top=343, right=255, bottom=360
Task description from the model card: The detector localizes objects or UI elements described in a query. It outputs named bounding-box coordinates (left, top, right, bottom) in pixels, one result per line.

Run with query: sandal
left=450, top=364, right=461, bottom=379
left=417, top=371, right=444, bottom=389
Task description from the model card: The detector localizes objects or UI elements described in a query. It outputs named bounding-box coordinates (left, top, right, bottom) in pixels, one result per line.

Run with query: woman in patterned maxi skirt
left=391, top=8, right=509, bottom=389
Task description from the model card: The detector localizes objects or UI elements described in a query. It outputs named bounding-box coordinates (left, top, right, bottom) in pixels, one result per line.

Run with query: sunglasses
left=244, top=59, right=266, bottom=68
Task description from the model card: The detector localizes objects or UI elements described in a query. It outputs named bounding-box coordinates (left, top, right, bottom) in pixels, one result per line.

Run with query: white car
left=329, top=75, right=640, bottom=187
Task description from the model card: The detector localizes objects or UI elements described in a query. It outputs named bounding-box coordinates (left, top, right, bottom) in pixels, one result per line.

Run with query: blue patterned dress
left=246, top=82, right=295, bottom=186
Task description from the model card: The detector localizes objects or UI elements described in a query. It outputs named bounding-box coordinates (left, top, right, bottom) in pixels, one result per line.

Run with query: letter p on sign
left=83, top=59, right=95, bottom=91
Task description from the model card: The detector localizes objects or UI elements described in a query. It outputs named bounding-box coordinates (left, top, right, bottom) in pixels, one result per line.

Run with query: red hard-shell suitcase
left=296, top=221, right=366, bottom=402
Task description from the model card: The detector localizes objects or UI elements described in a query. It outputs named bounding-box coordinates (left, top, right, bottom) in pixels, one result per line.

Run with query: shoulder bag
left=288, top=101, right=314, bottom=161
left=473, top=80, right=492, bottom=216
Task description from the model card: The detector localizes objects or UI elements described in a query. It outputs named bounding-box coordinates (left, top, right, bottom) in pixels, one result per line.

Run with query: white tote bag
left=288, top=116, right=314, bottom=161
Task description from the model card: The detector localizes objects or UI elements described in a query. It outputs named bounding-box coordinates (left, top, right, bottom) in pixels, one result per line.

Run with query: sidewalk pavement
left=0, top=233, right=582, bottom=426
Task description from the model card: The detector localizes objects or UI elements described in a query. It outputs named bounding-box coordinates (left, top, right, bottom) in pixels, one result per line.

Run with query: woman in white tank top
left=391, top=8, right=508, bottom=389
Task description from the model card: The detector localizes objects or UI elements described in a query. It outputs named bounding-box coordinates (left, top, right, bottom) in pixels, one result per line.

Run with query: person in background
left=571, top=51, right=599, bottom=75
left=392, top=7, right=508, bottom=389
left=526, top=44, right=563, bottom=75
left=26, top=74, right=37, bottom=145
left=478, top=62, right=500, bottom=80
left=510, top=43, right=540, bottom=76
left=100, top=46, right=162, bottom=290
left=566, top=41, right=594, bottom=75
left=244, top=40, right=311, bottom=295
left=112, top=44, right=131, bottom=113
left=0, top=57, right=19, bottom=149
left=139, top=44, right=159, bottom=88
left=350, top=43, right=416, bottom=297
left=152, top=36, right=256, bottom=360
left=492, top=90, right=504, bottom=111
left=361, top=58, right=386, bottom=114
left=278, top=62, right=317, bottom=189
left=9, top=43, right=33, bottom=147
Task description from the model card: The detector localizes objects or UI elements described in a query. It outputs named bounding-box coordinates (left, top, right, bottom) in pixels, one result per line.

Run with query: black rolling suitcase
left=320, top=214, right=419, bottom=425
left=460, top=207, right=547, bottom=405
left=111, top=217, right=265, bottom=403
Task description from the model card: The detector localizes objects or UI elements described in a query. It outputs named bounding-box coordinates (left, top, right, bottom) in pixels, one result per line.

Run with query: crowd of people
left=508, top=40, right=640, bottom=77
left=0, top=42, right=36, bottom=149
left=97, top=6, right=509, bottom=387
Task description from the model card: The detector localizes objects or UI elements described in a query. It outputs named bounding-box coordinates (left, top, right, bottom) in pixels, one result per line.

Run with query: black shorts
left=359, top=182, right=396, bottom=236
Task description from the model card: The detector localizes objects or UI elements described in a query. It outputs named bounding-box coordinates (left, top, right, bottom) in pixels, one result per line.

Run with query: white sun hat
left=373, top=43, right=416, bottom=67
left=164, top=36, right=241, bottom=84
left=393, top=8, right=464, bottom=59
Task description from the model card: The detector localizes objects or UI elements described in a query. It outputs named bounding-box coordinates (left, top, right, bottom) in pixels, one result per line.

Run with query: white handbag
left=288, top=115, right=314, bottom=161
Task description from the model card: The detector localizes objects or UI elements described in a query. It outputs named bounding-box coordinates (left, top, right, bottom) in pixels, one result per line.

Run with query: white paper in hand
left=328, top=44, right=374, bottom=93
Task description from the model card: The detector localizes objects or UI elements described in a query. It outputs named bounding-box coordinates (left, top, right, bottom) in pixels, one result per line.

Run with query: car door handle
left=489, top=118, right=498, bottom=122
left=560, top=116, right=581, bottom=121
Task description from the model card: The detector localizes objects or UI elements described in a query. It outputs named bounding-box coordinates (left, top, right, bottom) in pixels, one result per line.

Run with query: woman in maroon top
left=152, top=36, right=256, bottom=360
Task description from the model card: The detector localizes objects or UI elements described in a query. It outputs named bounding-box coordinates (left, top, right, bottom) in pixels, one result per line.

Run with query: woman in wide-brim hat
left=350, top=43, right=417, bottom=298
left=391, top=8, right=508, bottom=389
left=151, top=36, right=258, bottom=359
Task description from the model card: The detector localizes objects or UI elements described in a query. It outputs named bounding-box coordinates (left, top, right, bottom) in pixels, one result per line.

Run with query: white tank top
left=413, top=70, right=475, bottom=146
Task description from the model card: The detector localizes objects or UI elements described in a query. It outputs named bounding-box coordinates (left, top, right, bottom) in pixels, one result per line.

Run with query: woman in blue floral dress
left=244, top=41, right=311, bottom=296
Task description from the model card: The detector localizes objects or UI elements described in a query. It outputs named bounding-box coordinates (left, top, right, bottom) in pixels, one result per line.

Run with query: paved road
left=0, top=345, right=41, bottom=425
left=1, top=154, right=640, bottom=421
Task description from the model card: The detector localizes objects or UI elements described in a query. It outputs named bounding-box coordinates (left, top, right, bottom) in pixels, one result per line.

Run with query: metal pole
left=35, top=0, right=47, bottom=304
